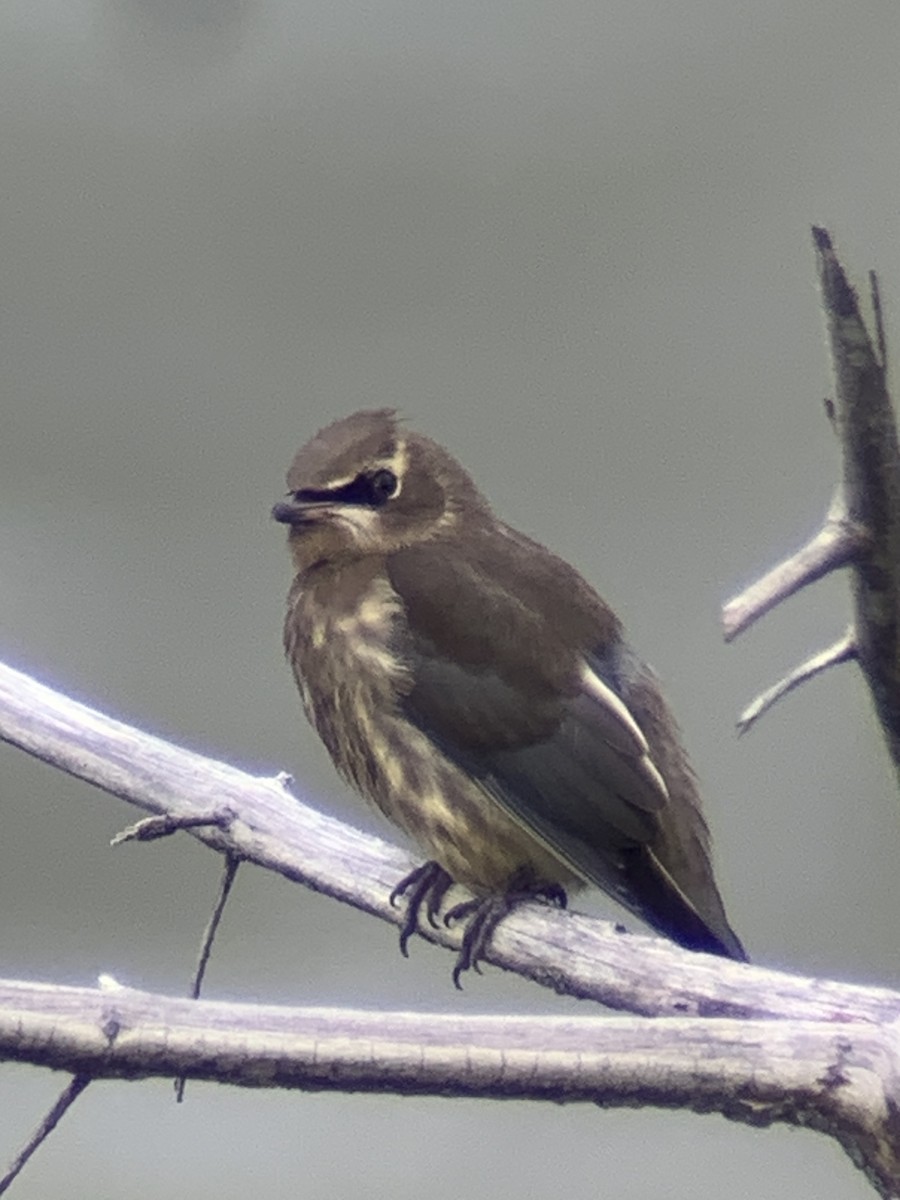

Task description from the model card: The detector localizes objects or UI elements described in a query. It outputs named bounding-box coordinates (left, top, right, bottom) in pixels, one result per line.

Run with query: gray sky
left=2, top=2, right=900, bottom=1197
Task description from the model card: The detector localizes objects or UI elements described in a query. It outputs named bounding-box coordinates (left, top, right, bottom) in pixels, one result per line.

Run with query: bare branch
left=3, top=657, right=900, bottom=1023
left=1, top=977, right=899, bottom=1198
left=813, top=228, right=900, bottom=776
left=737, top=627, right=857, bottom=734
left=723, top=490, right=869, bottom=642
left=111, top=810, right=235, bottom=845
left=725, top=230, right=900, bottom=774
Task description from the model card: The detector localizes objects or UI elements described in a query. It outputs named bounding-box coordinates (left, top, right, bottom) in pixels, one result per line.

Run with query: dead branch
left=2, top=976, right=900, bottom=1197
left=2, top=656, right=900, bottom=1025
left=5, top=574, right=900, bottom=1193
left=725, top=228, right=900, bottom=780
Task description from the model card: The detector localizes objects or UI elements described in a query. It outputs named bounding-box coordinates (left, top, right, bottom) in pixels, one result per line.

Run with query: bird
left=273, top=409, right=746, bottom=984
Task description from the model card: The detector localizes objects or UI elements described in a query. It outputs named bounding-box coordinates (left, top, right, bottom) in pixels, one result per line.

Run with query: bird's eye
left=366, top=468, right=398, bottom=505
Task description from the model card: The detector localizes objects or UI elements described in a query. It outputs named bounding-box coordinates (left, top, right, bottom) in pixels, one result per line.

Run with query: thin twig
left=175, top=854, right=241, bottom=1102
left=737, top=627, right=857, bottom=734
left=112, top=810, right=235, bottom=846
left=189, top=854, right=241, bottom=1002
left=0, top=1074, right=91, bottom=1196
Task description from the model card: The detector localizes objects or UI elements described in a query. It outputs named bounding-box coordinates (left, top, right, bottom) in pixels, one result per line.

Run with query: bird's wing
left=386, top=540, right=748, bottom=959
left=386, top=542, right=670, bottom=894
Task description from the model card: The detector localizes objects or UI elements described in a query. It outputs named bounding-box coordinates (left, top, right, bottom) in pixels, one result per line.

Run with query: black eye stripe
left=295, top=468, right=398, bottom=508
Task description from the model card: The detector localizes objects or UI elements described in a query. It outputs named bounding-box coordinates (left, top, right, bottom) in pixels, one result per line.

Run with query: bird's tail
left=623, top=845, right=748, bottom=961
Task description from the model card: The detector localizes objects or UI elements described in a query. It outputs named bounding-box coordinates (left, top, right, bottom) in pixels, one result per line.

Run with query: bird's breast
left=283, top=562, right=577, bottom=893
left=285, top=565, right=409, bottom=795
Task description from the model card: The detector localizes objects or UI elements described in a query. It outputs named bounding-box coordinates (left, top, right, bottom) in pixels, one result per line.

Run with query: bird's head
left=273, top=409, right=491, bottom=568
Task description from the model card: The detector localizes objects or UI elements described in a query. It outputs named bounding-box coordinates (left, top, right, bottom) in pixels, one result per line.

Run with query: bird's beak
left=271, top=495, right=335, bottom=526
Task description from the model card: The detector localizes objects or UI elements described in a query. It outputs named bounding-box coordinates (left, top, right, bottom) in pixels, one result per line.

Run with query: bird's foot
left=444, top=867, right=568, bottom=989
left=389, top=860, right=455, bottom=956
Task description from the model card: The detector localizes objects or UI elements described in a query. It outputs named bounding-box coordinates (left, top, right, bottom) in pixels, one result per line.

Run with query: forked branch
left=725, top=228, right=900, bottom=779
left=5, top=660, right=900, bottom=1194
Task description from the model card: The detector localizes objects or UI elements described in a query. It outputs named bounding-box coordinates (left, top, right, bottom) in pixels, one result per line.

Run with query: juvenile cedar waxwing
left=273, top=410, right=746, bottom=984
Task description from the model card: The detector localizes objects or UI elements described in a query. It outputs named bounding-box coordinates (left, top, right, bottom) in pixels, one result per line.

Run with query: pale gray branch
left=8, top=662, right=900, bottom=1192
left=737, top=627, right=857, bottom=734
left=723, top=490, right=868, bottom=642
left=2, top=976, right=900, bottom=1198
left=4, top=657, right=900, bottom=1025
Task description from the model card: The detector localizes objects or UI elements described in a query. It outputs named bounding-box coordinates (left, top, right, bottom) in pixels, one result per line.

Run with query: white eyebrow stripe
left=316, top=474, right=357, bottom=490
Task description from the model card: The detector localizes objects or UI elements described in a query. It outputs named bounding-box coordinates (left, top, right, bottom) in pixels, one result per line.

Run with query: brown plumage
left=274, top=409, right=746, bottom=982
